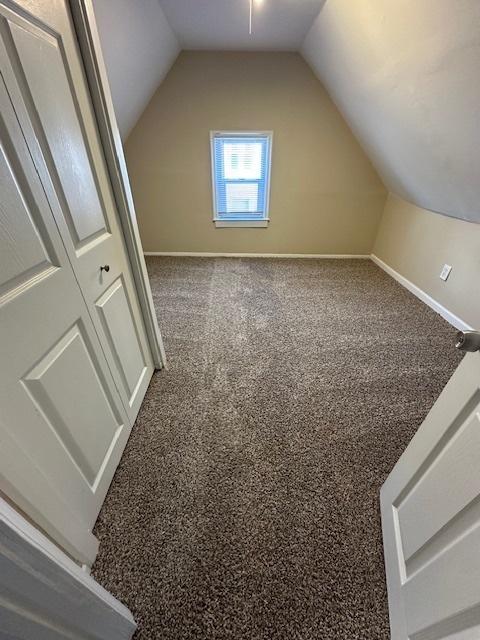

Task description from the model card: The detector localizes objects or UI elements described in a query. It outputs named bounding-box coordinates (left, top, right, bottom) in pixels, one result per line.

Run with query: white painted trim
left=144, top=252, right=370, bottom=258
left=71, top=0, right=167, bottom=369
left=0, top=496, right=136, bottom=639
left=371, top=254, right=472, bottom=331
left=214, top=219, right=269, bottom=228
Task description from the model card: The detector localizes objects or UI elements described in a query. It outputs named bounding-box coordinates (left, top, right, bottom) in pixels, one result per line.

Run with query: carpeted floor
left=92, top=257, right=462, bottom=640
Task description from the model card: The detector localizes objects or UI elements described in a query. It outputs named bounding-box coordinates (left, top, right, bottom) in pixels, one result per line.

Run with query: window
left=211, top=131, right=272, bottom=227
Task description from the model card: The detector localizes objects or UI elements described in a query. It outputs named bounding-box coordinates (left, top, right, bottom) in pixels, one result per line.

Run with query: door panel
left=381, top=352, right=480, bottom=640
left=0, top=131, right=58, bottom=295
left=397, top=395, right=480, bottom=566
left=0, top=0, right=154, bottom=421
left=96, top=278, right=148, bottom=407
left=0, top=68, right=129, bottom=557
left=22, top=323, right=123, bottom=488
left=7, top=17, right=109, bottom=248
left=404, top=525, right=480, bottom=638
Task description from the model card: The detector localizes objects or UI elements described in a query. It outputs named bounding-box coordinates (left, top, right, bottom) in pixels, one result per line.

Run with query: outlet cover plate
left=440, top=264, right=452, bottom=281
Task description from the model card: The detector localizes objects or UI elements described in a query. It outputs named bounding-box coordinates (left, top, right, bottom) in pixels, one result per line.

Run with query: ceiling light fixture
left=249, top=0, right=262, bottom=35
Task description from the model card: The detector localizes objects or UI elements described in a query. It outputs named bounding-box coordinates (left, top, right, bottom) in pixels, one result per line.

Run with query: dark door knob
left=100, top=265, right=110, bottom=273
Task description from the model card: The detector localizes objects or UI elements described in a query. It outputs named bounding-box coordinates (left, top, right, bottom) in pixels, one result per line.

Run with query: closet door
left=0, top=0, right=154, bottom=422
left=0, top=74, right=131, bottom=564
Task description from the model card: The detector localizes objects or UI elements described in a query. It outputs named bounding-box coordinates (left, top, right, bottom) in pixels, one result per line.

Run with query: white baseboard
left=371, top=254, right=472, bottom=331
left=144, top=252, right=370, bottom=259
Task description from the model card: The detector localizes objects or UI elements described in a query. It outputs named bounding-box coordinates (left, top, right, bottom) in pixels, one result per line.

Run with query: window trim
left=210, top=130, right=273, bottom=228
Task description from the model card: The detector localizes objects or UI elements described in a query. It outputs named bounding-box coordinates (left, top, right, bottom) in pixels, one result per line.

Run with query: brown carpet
left=92, top=257, right=462, bottom=640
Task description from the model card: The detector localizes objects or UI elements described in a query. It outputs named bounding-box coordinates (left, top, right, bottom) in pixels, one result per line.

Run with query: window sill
left=213, top=219, right=269, bottom=228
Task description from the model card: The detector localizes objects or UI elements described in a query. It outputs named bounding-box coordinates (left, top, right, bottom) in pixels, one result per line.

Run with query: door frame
left=0, top=495, right=136, bottom=639
left=69, top=0, right=167, bottom=370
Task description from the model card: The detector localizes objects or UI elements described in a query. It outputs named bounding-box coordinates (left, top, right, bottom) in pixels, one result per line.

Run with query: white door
left=381, top=345, right=480, bottom=639
left=0, top=0, right=154, bottom=422
left=0, top=72, right=132, bottom=564
left=0, top=0, right=157, bottom=565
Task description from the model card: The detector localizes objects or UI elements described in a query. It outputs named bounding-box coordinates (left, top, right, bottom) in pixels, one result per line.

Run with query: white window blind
left=211, top=132, right=272, bottom=223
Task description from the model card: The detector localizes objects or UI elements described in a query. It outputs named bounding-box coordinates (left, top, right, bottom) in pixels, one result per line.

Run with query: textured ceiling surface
left=302, top=0, right=480, bottom=222
left=159, top=0, right=325, bottom=50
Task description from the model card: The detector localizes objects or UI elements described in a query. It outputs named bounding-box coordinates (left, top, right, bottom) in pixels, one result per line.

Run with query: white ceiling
left=94, top=0, right=179, bottom=139
left=158, top=0, right=325, bottom=51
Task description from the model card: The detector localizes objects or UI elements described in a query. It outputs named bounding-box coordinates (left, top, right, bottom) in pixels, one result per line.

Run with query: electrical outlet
left=439, top=264, right=452, bottom=281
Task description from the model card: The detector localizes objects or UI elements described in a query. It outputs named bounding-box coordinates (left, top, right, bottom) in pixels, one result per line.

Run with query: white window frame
left=210, top=130, right=273, bottom=228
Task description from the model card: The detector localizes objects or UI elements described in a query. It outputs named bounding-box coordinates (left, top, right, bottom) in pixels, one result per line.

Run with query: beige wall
left=373, top=194, right=480, bottom=328
left=125, top=51, right=386, bottom=254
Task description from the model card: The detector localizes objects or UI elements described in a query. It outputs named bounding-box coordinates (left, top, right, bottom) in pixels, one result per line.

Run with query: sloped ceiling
left=92, top=0, right=179, bottom=139
left=93, top=0, right=480, bottom=223
left=302, top=0, right=480, bottom=223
